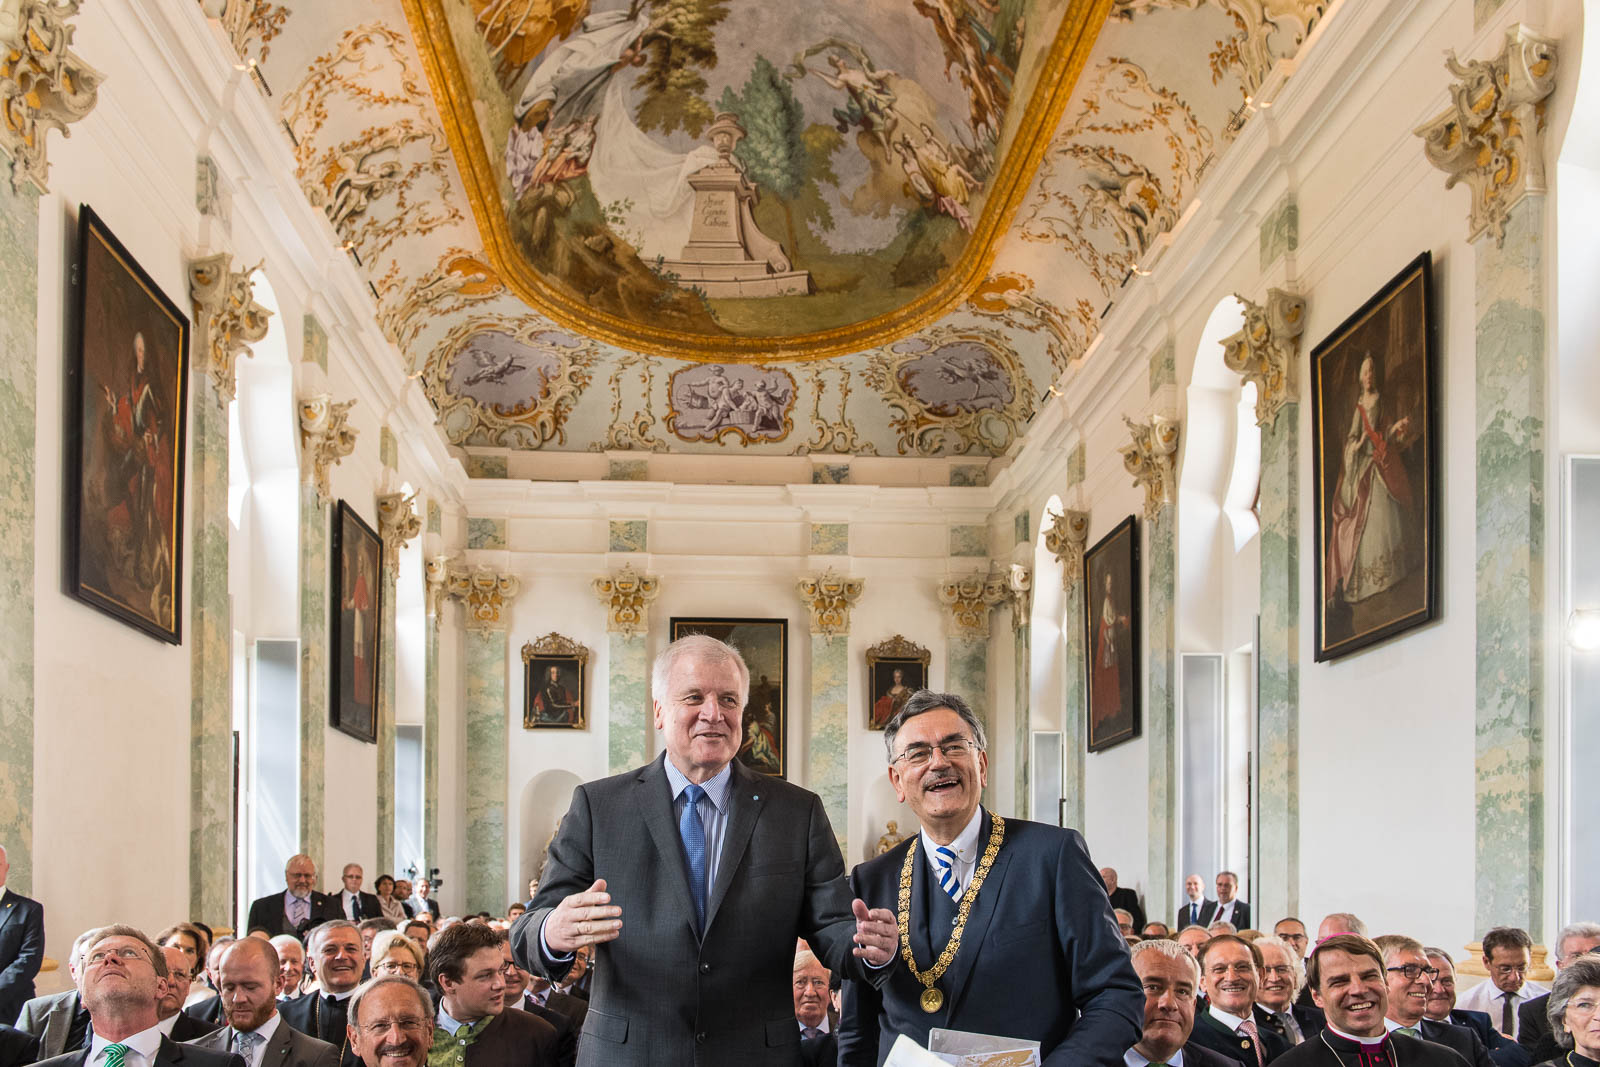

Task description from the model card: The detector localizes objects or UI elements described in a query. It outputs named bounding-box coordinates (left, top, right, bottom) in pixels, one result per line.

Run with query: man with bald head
left=187, top=939, right=339, bottom=1067
left=1102, top=868, right=1147, bottom=933
left=248, top=857, right=340, bottom=939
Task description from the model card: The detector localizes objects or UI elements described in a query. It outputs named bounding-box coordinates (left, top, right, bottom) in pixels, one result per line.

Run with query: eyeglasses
left=499, top=963, right=524, bottom=977
left=357, top=1017, right=430, bottom=1036
left=87, top=947, right=150, bottom=967
left=1387, top=964, right=1439, bottom=981
left=374, top=960, right=419, bottom=976
left=890, top=738, right=980, bottom=769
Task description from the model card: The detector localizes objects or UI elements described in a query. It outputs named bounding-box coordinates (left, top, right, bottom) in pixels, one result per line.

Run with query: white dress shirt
left=229, top=1012, right=282, bottom=1067
left=154, top=1015, right=179, bottom=1038
left=798, top=1016, right=831, bottom=1036
left=1127, top=1047, right=1187, bottom=1067
left=1215, top=900, right=1241, bottom=926
left=341, top=890, right=360, bottom=920
left=1210, top=1005, right=1252, bottom=1034
left=919, top=806, right=984, bottom=901
left=1456, top=978, right=1548, bottom=1038
left=88, top=1024, right=164, bottom=1067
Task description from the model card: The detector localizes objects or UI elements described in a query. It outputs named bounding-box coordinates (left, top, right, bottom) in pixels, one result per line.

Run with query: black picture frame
left=1084, top=515, right=1140, bottom=752
left=331, top=500, right=382, bottom=743
left=64, top=204, right=191, bottom=644
left=1310, top=251, right=1437, bottom=662
left=669, top=616, right=788, bottom=778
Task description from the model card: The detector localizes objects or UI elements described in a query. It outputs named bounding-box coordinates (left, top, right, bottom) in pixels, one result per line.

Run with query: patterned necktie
left=102, top=1043, right=129, bottom=1067
left=233, top=1030, right=261, bottom=1063
left=1277, top=1010, right=1304, bottom=1045
left=934, top=845, right=962, bottom=902
left=801, top=1027, right=821, bottom=1041
left=1239, top=1017, right=1265, bottom=1067
left=680, top=783, right=708, bottom=928
left=1396, top=1026, right=1419, bottom=1039
left=1501, top=992, right=1515, bottom=1036
left=289, top=895, right=309, bottom=928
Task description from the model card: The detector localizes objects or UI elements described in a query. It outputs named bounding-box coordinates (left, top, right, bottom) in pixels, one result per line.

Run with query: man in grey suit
left=186, top=939, right=338, bottom=1067
left=512, top=634, right=898, bottom=1066
left=15, top=928, right=101, bottom=1060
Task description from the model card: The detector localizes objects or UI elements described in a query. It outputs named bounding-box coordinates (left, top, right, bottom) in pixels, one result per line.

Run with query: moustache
left=375, top=1040, right=418, bottom=1059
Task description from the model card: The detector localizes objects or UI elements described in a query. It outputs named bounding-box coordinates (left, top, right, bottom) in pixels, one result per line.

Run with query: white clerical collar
left=323, top=988, right=356, bottom=1001
left=1126, top=1047, right=1185, bottom=1067
left=1210, top=1005, right=1251, bottom=1030
left=920, top=806, right=984, bottom=867
left=1327, top=1023, right=1389, bottom=1045
left=89, top=1023, right=163, bottom=1066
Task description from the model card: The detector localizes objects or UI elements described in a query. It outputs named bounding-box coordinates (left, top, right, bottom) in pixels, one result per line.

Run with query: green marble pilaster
left=1146, top=510, right=1177, bottom=909
left=948, top=636, right=989, bottom=803
left=465, top=627, right=510, bottom=914
left=1474, top=198, right=1545, bottom=932
left=809, top=635, right=850, bottom=854
left=0, top=182, right=38, bottom=891
left=1012, top=623, right=1030, bottom=817
left=424, top=617, right=440, bottom=869
left=376, top=560, right=398, bottom=874
left=1061, top=580, right=1086, bottom=828
left=608, top=634, right=650, bottom=773
left=1257, top=406, right=1300, bottom=921
left=299, top=484, right=328, bottom=873
left=189, top=372, right=233, bottom=923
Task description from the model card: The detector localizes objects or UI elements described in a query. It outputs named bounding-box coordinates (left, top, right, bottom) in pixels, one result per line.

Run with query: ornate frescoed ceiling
left=226, top=0, right=1327, bottom=458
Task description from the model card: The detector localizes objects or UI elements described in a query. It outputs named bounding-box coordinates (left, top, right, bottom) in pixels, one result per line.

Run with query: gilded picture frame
left=864, top=634, right=931, bottom=731
left=522, top=633, right=589, bottom=729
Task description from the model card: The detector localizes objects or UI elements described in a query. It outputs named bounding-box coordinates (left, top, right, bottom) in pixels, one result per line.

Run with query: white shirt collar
left=798, top=1016, right=831, bottom=1034
left=238, top=1012, right=281, bottom=1043
left=920, top=806, right=985, bottom=869
left=1126, top=1047, right=1185, bottom=1067
left=0, top=885, right=9, bottom=904
left=154, top=1015, right=178, bottom=1037
left=89, top=1023, right=164, bottom=1067
left=1384, top=1018, right=1421, bottom=1033
left=1209, top=1005, right=1251, bottom=1031
left=664, top=758, right=734, bottom=813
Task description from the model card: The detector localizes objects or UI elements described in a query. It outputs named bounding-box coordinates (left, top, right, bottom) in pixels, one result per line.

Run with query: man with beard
left=1125, top=939, right=1235, bottom=1067
left=1256, top=936, right=1323, bottom=1044
left=1421, top=948, right=1529, bottom=1067
left=838, top=690, right=1142, bottom=1065
left=1188, top=935, right=1290, bottom=1066
left=498, top=940, right=575, bottom=1067
left=281, top=922, right=366, bottom=1066
left=1272, top=935, right=1466, bottom=1067
left=187, top=939, right=338, bottom=1067
left=427, top=924, right=555, bottom=1066
left=1370, top=936, right=1485, bottom=1067
left=346, top=977, right=433, bottom=1067
left=31, top=926, right=244, bottom=1067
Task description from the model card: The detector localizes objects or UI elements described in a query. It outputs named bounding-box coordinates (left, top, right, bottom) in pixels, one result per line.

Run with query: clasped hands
left=543, top=878, right=900, bottom=965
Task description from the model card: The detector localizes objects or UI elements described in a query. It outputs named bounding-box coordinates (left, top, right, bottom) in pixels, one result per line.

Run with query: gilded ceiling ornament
left=1110, top=0, right=1326, bottom=96
left=446, top=565, right=521, bottom=632
left=378, top=251, right=504, bottom=353
left=937, top=571, right=1009, bottom=640
left=0, top=0, right=103, bottom=193
left=198, top=0, right=290, bottom=68
left=864, top=327, right=1034, bottom=457
left=796, top=569, right=865, bottom=640
left=593, top=352, right=667, bottom=454
left=520, top=632, right=589, bottom=664
left=969, top=272, right=1098, bottom=375
left=592, top=565, right=659, bottom=639
left=376, top=490, right=421, bottom=572
left=1121, top=413, right=1181, bottom=522
left=424, top=317, right=597, bottom=450
left=793, top=364, right=875, bottom=457
left=190, top=254, right=271, bottom=403
left=298, top=394, right=358, bottom=504
left=1414, top=26, right=1557, bottom=248
left=1221, top=288, right=1306, bottom=428
left=1042, top=508, right=1091, bottom=591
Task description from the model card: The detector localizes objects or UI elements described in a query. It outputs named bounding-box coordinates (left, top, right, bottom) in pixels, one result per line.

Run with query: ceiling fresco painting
left=223, top=0, right=1328, bottom=458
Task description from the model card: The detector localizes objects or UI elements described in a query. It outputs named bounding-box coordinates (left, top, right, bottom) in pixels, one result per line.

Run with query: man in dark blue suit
left=1423, top=947, right=1531, bottom=1067
left=1126, top=940, right=1240, bottom=1067
left=0, top=846, right=44, bottom=1026
left=838, top=691, right=1143, bottom=1066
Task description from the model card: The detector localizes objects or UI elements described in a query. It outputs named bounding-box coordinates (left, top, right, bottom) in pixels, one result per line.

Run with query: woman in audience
left=370, top=930, right=426, bottom=981
left=156, top=923, right=205, bottom=968
left=374, top=874, right=411, bottom=922
left=1540, top=955, right=1600, bottom=1067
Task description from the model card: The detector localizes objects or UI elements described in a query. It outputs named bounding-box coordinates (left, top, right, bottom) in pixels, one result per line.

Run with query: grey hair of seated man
left=881, top=689, right=988, bottom=762
left=1130, top=938, right=1201, bottom=982
left=1255, top=935, right=1306, bottom=999
left=349, top=974, right=433, bottom=1026
left=1546, top=956, right=1600, bottom=1049
left=1556, top=921, right=1600, bottom=963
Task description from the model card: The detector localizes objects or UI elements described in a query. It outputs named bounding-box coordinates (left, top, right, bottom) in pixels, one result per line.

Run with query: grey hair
left=794, top=948, right=826, bottom=974
left=1114, top=909, right=1134, bottom=924
left=348, top=974, right=433, bottom=1027
left=1256, top=936, right=1306, bottom=999
left=1209, top=921, right=1238, bottom=934
left=1547, top=956, right=1600, bottom=1049
left=1130, top=938, right=1201, bottom=982
left=1423, top=946, right=1454, bottom=967
left=1177, top=925, right=1211, bottom=939
left=308, top=919, right=363, bottom=954
left=69, top=928, right=102, bottom=974
left=1556, top=922, right=1600, bottom=963
left=1321, top=912, right=1369, bottom=937
left=650, top=634, right=750, bottom=707
left=882, top=690, right=988, bottom=762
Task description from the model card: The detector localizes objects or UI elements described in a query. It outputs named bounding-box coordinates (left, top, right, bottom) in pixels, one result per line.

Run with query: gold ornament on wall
left=593, top=564, right=659, bottom=639
left=190, top=253, right=271, bottom=403
left=1121, top=414, right=1180, bottom=522
left=1222, top=289, right=1306, bottom=428
left=1043, top=508, right=1091, bottom=591
left=937, top=571, right=1010, bottom=640
left=446, top=566, right=521, bottom=632
left=299, top=394, right=358, bottom=504
left=0, top=0, right=103, bottom=193
left=796, top=569, right=864, bottom=640
left=376, top=490, right=421, bottom=573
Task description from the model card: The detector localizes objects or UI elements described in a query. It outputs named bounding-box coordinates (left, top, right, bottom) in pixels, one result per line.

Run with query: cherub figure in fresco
left=808, top=51, right=902, bottom=155
left=935, top=352, right=1007, bottom=405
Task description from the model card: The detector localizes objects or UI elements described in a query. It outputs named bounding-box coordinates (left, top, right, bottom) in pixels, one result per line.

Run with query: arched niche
left=519, top=769, right=583, bottom=893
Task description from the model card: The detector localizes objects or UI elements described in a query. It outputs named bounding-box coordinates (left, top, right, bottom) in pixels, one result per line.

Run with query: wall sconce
left=1569, top=608, right=1600, bottom=651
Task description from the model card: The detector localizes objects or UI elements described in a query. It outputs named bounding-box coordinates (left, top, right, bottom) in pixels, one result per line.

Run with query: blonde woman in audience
left=371, top=930, right=426, bottom=981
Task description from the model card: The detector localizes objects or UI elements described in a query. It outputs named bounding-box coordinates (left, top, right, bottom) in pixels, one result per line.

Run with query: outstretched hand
left=851, top=897, right=898, bottom=966
left=543, top=878, right=623, bottom=954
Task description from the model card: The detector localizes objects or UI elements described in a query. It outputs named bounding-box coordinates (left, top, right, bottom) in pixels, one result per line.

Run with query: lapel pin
left=752, top=795, right=759, bottom=801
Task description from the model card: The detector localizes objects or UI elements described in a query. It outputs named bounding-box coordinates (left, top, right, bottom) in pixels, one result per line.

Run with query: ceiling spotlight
left=1570, top=609, right=1600, bottom=652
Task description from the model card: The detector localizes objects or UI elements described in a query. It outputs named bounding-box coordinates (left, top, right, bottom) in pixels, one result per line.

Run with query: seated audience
left=548, top=946, right=590, bottom=1002
left=1189, top=934, right=1290, bottom=1066
left=426, top=923, right=556, bottom=1066
left=499, top=940, right=576, bottom=1067
left=280, top=921, right=366, bottom=1066
left=1459, top=928, right=1546, bottom=1042
left=1537, top=955, right=1600, bottom=1067
left=506, top=904, right=525, bottom=924
left=520, top=968, right=586, bottom=1035
left=1117, top=910, right=1137, bottom=937
left=1256, top=935, right=1323, bottom=1044
left=1210, top=921, right=1240, bottom=937
left=1178, top=926, right=1211, bottom=959
left=346, top=977, right=433, bottom=1067
left=1371, top=935, right=1491, bottom=1067
left=186, top=939, right=339, bottom=1067
left=1423, top=947, right=1530, bottom=1067
left=1318, top=914, right=1369, bottom=940
left=793, top=949, right=835, bottom=1067
left=1274, top=920, right=1310, bottom=961
left=369, top=933, right=424, bottom=982
left=334, top=867, right=381, bottom=924
left=156, top=946, right=219, bottom=1041
left=247, top=857, right=340, bottom=940
left=186, top=940, right=236, bottom=1028
left=1145, top=922, right=1174, bottom=940
left=156, top=925, right=205, bottom=974
left=31, top=925, right=245, bottom=1067
left=373, top=877, right=409, bottom=924
left=15, top=929, right=99, bottom=1060
left=356, top=920, right=395, bottom=962
left=1126, top=938, right=1234, bottom=1067
left=1519, top=922, right=1600, bottom=1064
left=269, top=937, right=306, bottom=1001
left=404, top=881, right=439, bottom=921
left=401, top=920, right=432, bottom=947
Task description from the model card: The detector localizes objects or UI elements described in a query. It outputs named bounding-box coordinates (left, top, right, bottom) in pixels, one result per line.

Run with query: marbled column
left=1012, top=623, right=1030, bottom=817
left=464, top=628, right=510, bottom=914
left=1475, top=198, right=1545, bottom=932
left=810, top=635, right=849, bottom=853
left=424, top=617, right=440, bottom=869
left=376, top=561, right=398, bottom=874
left=1146, top=511, right=1177, bottom=910
left=1061, top=580, right=1086, bottom=829
left=189, top=373, right=233, bottom=923
left=948, top=636, right=989, bottom=805
left=1257, top=406, right=1300, bottom=921
left=608, top=635, right=650, bottom=773
left=0, top=183, right=38, bottom=891
left=298, top=484, right=328, bottom=873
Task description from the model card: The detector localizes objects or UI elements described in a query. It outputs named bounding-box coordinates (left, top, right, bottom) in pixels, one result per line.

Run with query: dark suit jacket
left=328, top=892, right=382, bottom=923
left=460, top=1006, right=558, bottom=1067
left=516, top=1001, right=576, bottom=1067
left=166, top=1014, right=220, bottom=1043
left=1216, top=901, right=1251, bottom=930
left=14, top=990, right=83, bottom=1060
left=32, top=1034, right=246, bottom=1067
left=1449, top=1010, right=1530, bottom=1067
left=278, top=994, right=358, bottom=1067
left=1188, top=1008, right=1291, bottom=1065
left=245, top=892, right=341, bottom=940
left=1108, top=887, right=1147, bottom=932
left=799, top=1030, right=837, bottom=1067
left=0, top=892, right=44, bottom=1025
left=186, top=1017, right=340, bottom=1067
left=512, top=754, right=885, bottom=1067
left=0, top=1024, right=38, bottom=1067
left=1421, top=1017, right=1495, bottom=1067
left=184, top=997, right=226, bottom=1030
left=1517, top=994, right=1556, bottom=1066
left=1177, top=899, right=1217, bottom=929
left=541, top=991, right=587, bottom=1033
left=1185, top=1041, right=1248, bottom=1067
left=838, top=810, right=1144, bottom=1067
left=1255, top=1003, right=1323, bottom=1045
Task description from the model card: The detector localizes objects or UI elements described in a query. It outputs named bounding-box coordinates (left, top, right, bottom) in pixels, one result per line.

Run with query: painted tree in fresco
left=719, top=55, right=809, bottom=265
left=633, top=0, right=729, bottom=138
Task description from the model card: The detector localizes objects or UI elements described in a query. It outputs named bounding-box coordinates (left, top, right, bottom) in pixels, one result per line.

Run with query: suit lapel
left=704, top=760, right=762, bottom=933
left=158, top=1035, right=186, bottom=1065
left=634, top=756, right=702, bottom=937
left=0, top=896, right=18, bottom=932
left=940, top=810, right=1012, bottom=1017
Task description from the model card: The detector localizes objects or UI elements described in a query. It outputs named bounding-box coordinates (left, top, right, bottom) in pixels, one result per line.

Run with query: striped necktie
left=102, top=1044, right=129, bottom=1067
left=934, top=845, right=962, bottom=902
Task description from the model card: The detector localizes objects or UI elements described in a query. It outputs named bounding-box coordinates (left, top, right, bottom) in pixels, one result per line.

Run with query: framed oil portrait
left=64, top=205, right=190, bottom=643
left=521, top=633, right=589, bottom=729
left=1310, top=251, right=1437, bottom=662
left=864, top=634, right=930, bottom=730
left=1084, top=515, right=1140, bottom=753
left=670, top=616, right=787, bottom=778
left=331, top=500, right=382, bottom=743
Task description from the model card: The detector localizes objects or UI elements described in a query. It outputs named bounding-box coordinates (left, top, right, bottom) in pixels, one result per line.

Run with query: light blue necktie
left=680, top=783, right=708, bottom=929
left=934, top=845, right=962, bottom=902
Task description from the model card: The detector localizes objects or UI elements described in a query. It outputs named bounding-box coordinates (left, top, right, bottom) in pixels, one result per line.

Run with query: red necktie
left=1239, top=1018, right=1265, bottom=1067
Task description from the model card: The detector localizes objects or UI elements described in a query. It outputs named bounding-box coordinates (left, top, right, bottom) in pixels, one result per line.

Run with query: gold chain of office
left=896, top=813, right=1006, bottom=1013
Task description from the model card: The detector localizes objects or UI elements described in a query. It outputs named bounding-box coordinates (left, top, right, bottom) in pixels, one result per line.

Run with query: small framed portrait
left=521, top=633, right=588, bottom=729
left=864, top=635, right=931, bottom=730
left=64, top=205, right=191, bottom=643
left=670, top=616, right=787, bottom=778
left=1310, top=251, right=1437, bottom=661
left=1085, top=515, right=1140, bottom=753
left=331, top=500, right=382, bottom=743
